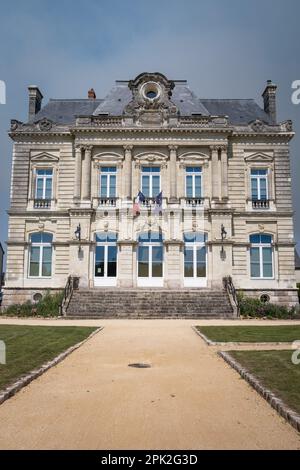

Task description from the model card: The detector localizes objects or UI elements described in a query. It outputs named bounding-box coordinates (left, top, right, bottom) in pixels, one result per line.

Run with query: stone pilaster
left=211, top=146, right=219, bottom=200
left=123, top=145, right=133, bottom=200
left=220, top=146, right=228, bottom=200
left=74, top=145, right=82, bottom=200
left=82, top=146, right=92, bottom=200
left=169, top=145, right=178, bottom=202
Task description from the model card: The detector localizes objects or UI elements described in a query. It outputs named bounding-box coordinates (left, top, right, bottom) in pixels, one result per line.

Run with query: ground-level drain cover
left=128, top=363, right=151, bottom=368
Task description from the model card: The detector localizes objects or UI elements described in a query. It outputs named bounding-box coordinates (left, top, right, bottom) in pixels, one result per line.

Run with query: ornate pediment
left=31, top=152, right=59, bottom=162
left=133, top=152, right=168, bottom=168
left=93, top=152, right=124, bottom=168
left=244, top=152, right=274, bottom=162
left=179, top=152, right=209, bottom=168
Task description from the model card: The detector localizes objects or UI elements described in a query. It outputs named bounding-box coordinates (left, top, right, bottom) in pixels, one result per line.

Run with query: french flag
left=133, top=191, right=145, bottom=216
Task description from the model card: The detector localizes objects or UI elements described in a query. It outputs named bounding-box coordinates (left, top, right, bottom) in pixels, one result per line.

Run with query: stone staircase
left=66, top=288, right=234, bottom=319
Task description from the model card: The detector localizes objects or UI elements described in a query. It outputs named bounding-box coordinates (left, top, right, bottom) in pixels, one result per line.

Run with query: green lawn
left=0, top=325, right=97, bottom=391
left=197, top=325, right=300, bottom=343
left=229, top=350, right=300, bottom=415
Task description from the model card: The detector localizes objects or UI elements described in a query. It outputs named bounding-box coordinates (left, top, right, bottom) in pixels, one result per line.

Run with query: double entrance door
left=137, top=231, right=163, bottom=287
left=94, top=232, right=117, bottom=286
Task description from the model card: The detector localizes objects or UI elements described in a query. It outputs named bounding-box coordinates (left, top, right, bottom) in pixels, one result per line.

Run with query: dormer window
left=141, top=82, right=161, bottom=102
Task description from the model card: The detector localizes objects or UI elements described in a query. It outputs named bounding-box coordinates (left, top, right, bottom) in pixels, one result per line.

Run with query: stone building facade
left=2, top=72, right=298, bottom=307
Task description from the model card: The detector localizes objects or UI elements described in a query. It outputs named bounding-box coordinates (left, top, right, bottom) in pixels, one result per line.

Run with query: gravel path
left=0, top=319, right=299, bottom=449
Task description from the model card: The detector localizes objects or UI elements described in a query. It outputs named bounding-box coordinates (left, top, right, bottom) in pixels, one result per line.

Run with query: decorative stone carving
left=123, top=72, right=179, bottom=125
left=10, top=120, right=21, bottom=131
left=38, top=118, right=53, bottom=131
left=251, top=119, right=265, bottom=132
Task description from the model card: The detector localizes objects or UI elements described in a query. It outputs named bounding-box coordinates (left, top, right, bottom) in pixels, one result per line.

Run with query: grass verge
left=229, top=350, right=300, bottom=415
left=0, top=325, right=97, bottom=391
left=196, top=325, right=300, bottom=343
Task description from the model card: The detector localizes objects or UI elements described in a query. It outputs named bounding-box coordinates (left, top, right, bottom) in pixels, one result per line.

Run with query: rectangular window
left=35, top=169, right=53, bottom=200
left=141, top=166, right=160, bottom=197
left=185, top=167, right=202, bottom=198
left=251, top=169, right=268, bottom=201
left=100, top=167, right=117, bottom=198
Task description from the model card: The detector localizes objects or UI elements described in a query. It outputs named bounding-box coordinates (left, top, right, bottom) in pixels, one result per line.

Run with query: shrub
left=2, top=291, right=63, bottom=317
left=238, top=292, right=296, bottom=319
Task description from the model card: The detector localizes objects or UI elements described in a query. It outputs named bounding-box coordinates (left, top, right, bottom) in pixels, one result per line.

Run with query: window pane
left=186, top=167, right=201, bottom=173
left=42, top=233, right=53, bottom=243
left=30, top=233, right=42, bottom=243
left=107, top=246, right=117, bottom=277
left=109, top=175, right=116, bottom=197
left=184, top=248, right=194, bottom=277
left=261, top=234, right=272, bottom=244
left=45, top=178, right=52, bottom=199
left=95, top=246, right=105, bottom=277
left=107, top=232, right=118, bottom=242
left=152, top=246, right=163, bottom=277
left=100, top=175, right=107, bottom=197
left=29, top=246, right=40, bottom=276
left=263, top=247, right=273, bottom=277
left=251, top=178, right=258, bottom=200
left=101, top=166, right=116, bottom=173
left=250, top=247, right=260, bottom=277
left=186, top=175, right=193, bottom=197
left=196, top=247, right=206, bottom=278
left=138, top=246, right=149, bottom=277
left=138, top=231, right=150, bottom=243
left=36, top=178, right=44, bottom=198
left=142, top=166, right=160, bottom=173
left=260, top=178, right=267, bottom=200
left=142, top=175, right=150, bottom=197
left=194, top=175, right=202, bottom=197
left=184, top=232, right=195, bottom=243
left=150, top=231, right=163, bottom=242
left=42, top=247, right=52, bottom=277
left=152, top=175, right=160, bottom=196
left=250, top=234, right=260, bottom=244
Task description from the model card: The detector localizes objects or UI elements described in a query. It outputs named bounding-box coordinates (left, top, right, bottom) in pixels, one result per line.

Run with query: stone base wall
left=1, top=288, right=62, bottom=310
left=238, top=289, right=299, bottom=308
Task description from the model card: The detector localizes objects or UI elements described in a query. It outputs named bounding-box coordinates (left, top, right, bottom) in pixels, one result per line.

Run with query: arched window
left=29, top=232, right=53, bottom=277
left=250, top=234, right=273, bottom=278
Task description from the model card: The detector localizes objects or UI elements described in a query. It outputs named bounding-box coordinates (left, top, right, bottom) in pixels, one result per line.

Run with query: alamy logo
left=0, top=80, right=6, bottom=104
left=0, top=340, right=6, bottom=364
left=291, top=340, right=300, bottom=365
left=291, top=80, right=300, bottom=105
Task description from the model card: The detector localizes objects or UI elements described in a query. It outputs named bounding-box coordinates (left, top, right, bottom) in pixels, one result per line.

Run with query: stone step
left=66, top=287, right=234, bottom=318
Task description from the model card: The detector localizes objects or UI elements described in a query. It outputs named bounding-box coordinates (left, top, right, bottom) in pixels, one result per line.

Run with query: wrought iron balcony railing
left=97, top=197, right=118, bottom=207
left=34, top=198, right=51, bottom=209
left=183, top=197, right=205, bottom=207
left=252, top=199, right=270, bottom=209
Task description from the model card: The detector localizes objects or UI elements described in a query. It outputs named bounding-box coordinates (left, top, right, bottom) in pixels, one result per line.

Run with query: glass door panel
left=152, top=246, right=163, bottom=277
left=95, top=246, right=105, bottom=277
left=138, top=246, right=149, bottom=277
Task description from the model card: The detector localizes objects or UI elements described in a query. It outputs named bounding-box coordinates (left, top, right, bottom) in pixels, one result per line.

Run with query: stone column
left=211, top=146, right=219, bottom=200
left=82, top=146, right=92, bottom=200
left=74, top=145, right=82, bottom=200
left=221, top=146, right=228, bottom=200
left=169, top=145, right=178, bottom=202
left=123, top=145, right=133, bottom=200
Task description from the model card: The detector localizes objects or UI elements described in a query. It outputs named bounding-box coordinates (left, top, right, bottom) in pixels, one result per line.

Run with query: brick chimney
left=28, top=85, right=43, bottom=122
left=262, top=80, right=277, bottom=124
left=88, top=88, right=96, bottom=99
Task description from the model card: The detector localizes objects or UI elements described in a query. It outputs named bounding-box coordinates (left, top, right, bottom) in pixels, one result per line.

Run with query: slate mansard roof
left=31, top=78, right=272, bottom=126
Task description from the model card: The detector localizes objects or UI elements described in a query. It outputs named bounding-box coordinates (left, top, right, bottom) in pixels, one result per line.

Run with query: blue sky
left=0, top=0, right=300, bottom=262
